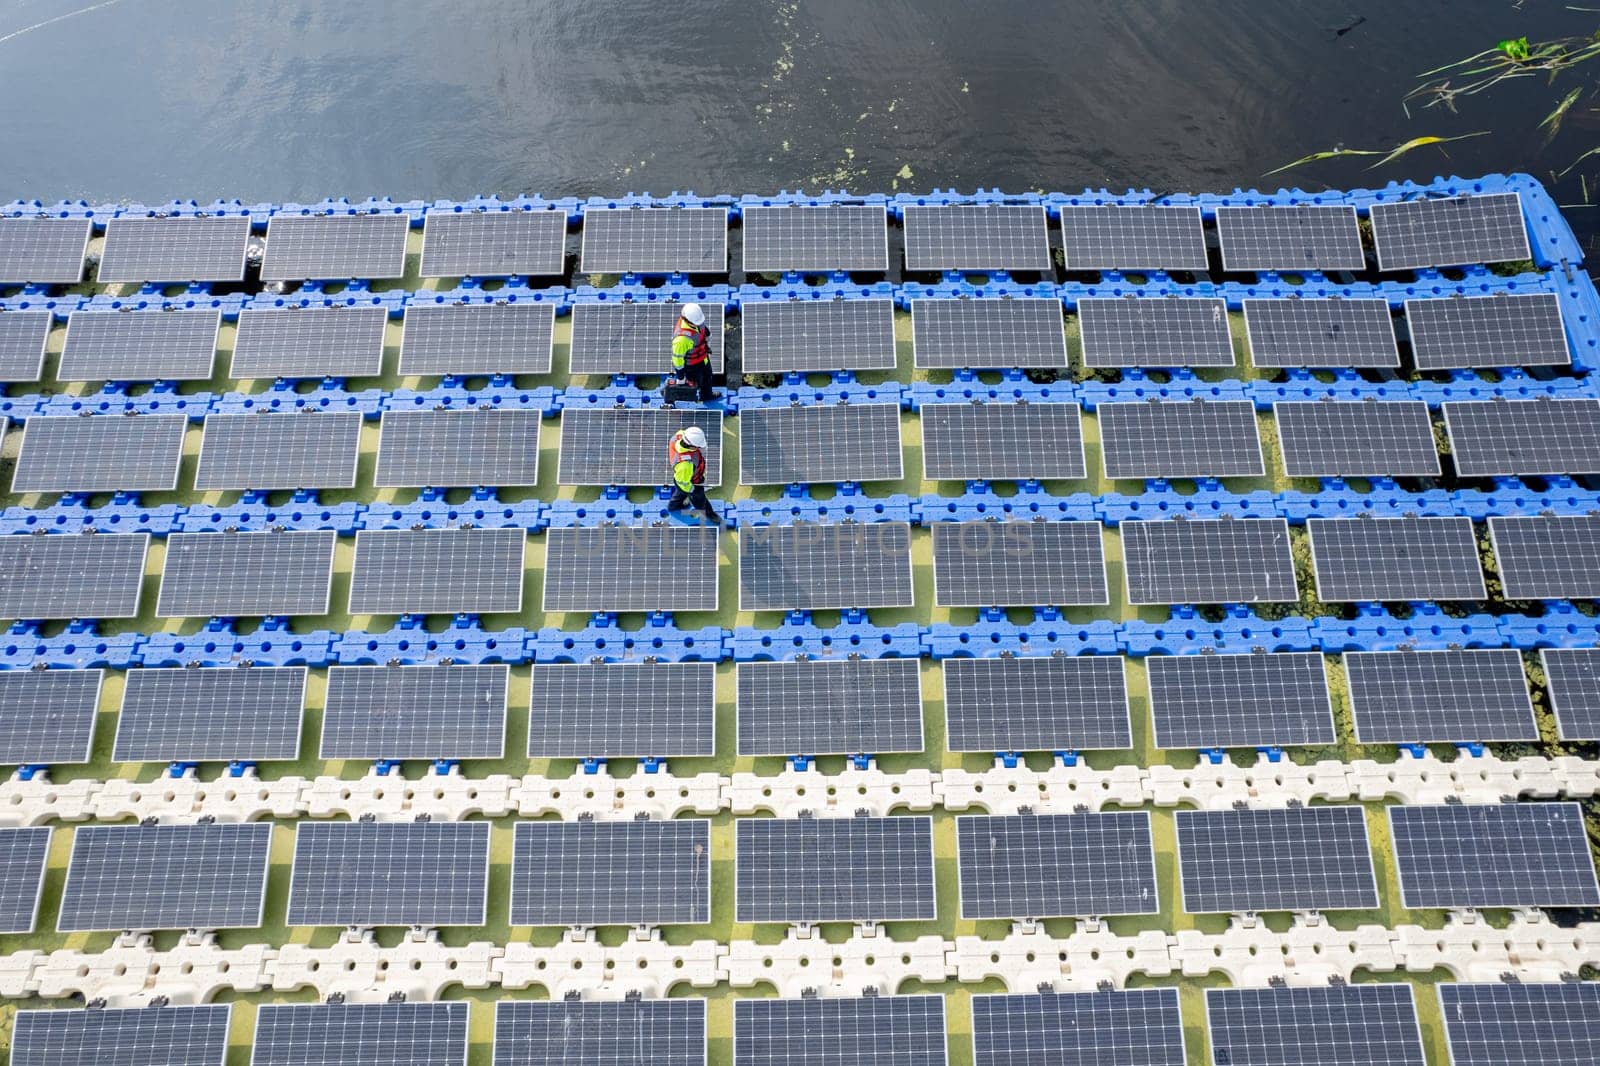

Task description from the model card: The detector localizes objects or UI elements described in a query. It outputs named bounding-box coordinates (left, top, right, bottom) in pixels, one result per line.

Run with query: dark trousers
left=683, top=358, right=715, bottom=401
left=668, top=484, right=717, bottom=518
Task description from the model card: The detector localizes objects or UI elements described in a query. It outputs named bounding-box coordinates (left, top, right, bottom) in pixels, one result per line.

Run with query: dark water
left=3, top=0, right=1599, bottom=246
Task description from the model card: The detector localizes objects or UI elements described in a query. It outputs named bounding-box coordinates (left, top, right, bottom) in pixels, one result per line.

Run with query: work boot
left=701, top=509, right=719, bottom=524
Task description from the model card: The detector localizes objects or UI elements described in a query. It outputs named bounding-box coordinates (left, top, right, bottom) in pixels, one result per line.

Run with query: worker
left=668, top=302, right=716, bottom=403
left=666, top=425, right=718, bottom=522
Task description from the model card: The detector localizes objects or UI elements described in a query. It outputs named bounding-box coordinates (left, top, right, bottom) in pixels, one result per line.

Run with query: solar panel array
left=579, top=207, right=728, bottom=274
left=921, top=401, right=1086, bottom=481
left=559, top=407, right=721, bottom=486
left=420, top=208, right=567, bottom=277
left=527, top=662, right=716, bottom=758
left=1346, top=649, right=1537, bottom=743
left=902, top=204, right=1051, bottom=272
left=1207, top=985, right=1426, bottom=1066
left=14, top=414, right=186, bottom=493
left=910, top=297, right=1068, bottom=369
left=1370, top=192, right=1530, bottom=270
left=59, top=821, right=271, bottom=931
left=349, top=527, right=525, bottom=615
left=740, top=297, right=897, bottom=373
left=737, top=657, right=923, bottom=756
left=944, top=654, right=1131, bottom=752
left=495, top=1000, right=707, bottom=1066
left=736, top=815, right=936, bottom=923
left=1122, top=518, right=1296, bottom=604
left=0, top=826, right=51, bottom=933
left=567, top=301, right=725, bottom=375
left=1309, top=516, right=1486, bottom=602
left=1542, top=647, right=1600, bottom=741
left=374, top=408, right=542, bottom=487
left=260, top=213, right=411, bottom=280
left=958, top=811, right=1158, bottom=919
left=0, top=217, right=90, bottom=283
left=511, top=818, right=710, bottom=926
left=11, top=1005, right=232, bottom=1066
left=195, top=411, right=362, bottom=489
left=739, top=520, right=914, bottom=610
left=1437, top=982, right=1600, bottom=1066
left=1406, top=293, right=1570, bottom=370
left=1216, top=204, right=1365, bottom=272
left=321, top=664, right=507, bottom=760
left=1058, top=204, right=1208, bottom=271
left=1243, top=297, right=1401, bottom=368
left=288, top=820, right=490, bottom=927
left=971, top=989, right=1186, bottom=1066
left=155, top=530, right=336, bottom=617
left=1489, top=515, right=1600, bottom=599
left=740, top=402, right=902, bottom=484
left=59, top=309, right=220, bottom=381
left=229, top=306, right=389, bottom=379
left=1077, top=296, right=1234, bottom=368
left=0, top=667, right=103, bottom=765
left=742, top=204, right=890, bottom=273
left=255, top=1003, right=469, bottom=1066
left=401, top=303, right=554, bottom=379
left=1444, top=399, right=1600, bottom=476
left=114, top=666, right=306, bottom=763
left=931, top=519, right=1107, bottom=606
left=1098, top=399, right=1263, bottom=479
left=0, top=532, right=150, bottom=620
left=544, top=526, right=719, bottom=613
left=0, top=310, right=52, bottom=381
left=97, top=216, right=250, bottom=283
left=1275, top=400, right=1441, bottom=477
left=1147, top=651, right=1336, bottom=749
left=735, top=996, right=946, bottom=1066
left=1389, top=802, right=1600, bottom=909
left=1177, top=805, right=1378, bottom=913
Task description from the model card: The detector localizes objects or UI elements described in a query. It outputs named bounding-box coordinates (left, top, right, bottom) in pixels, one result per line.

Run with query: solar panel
left=0, top=533, right=150, bottom=620
left=739, top=521, right=914, bottom=611
left=374, top=409, right=541, bottom=487
left=156, top=530, right=336, bottom=617
left=260, top=213, right=411, bottom=281
left=1077, top=296, right=1234, bottom=368
left=58, top=309, right=220, bottom=381
left=13, top=414, right=186, bottom=493
left=903, top=204, right=1051, bottom=272
left=1147, top=651, right=1336, bottom=749
left=737, top=658, right=923, bottom=756
left=229, top=306, right=389, bottom=379
left=320, top=664, right=507, bottom=760
left=397, top=302, right=555, bottom=376
left=742, top=203, right=889, bottom=273
left=921, top=402, right=1086, bottom=481
left=1243, top=297, right=1401, bottom=368
left=0, top=311, right=53, bottom=381
left=255, top=1003, right=468, bottom=1066
left=11, top=1005, right=232, bottom=1066
left=1122, top=518, right=1296, bottom=605
left=1389, top=802, right=1600, bottom=908
left=543, top=526, right=719, bottom=613
left=579, top=207, right=728, bottom=274
left=1177, top=805, right=1377, bottom=914
left=1346, top=649, right=1537, bottom=743
left=1058, top=204, right=1207, bottom=271
left=910, top=297, right=1068, bottom=370
left=567, top=301, right=725, bottom=375
left=735, top=815, right=935, bottom=923
left=1371, top=192, right=1530, bottom=270
left=1444, top=399, right=1600, bottom=477
left=740, top=298, right=896, bottom=373
left=1309, top=517, right=1485, bottom=602
left=113, top=666, right=306, bottom=763
left=734, top=997, right=946, bottom=1066
left=957, top=811, right=1157, bottom=918
left=1216, top=204, right=1365, bottom=273
left=0, top=217, right=90, bottom=284
left=97, top=217, right=250, bottom=283
left=1407, top=293, right=1570, bottom=370
left=1275, top=401, right=1441, bottom=478
left=494, top=1000, right=707, bottom=1066
left=1489, top=515, right=1600, bottom=599
left=1438, top=982, right=1600, bottom=1066
left=944, top=654, right=1129, bottom=753
left=420, top=208, right=566, bottom=277
left=194, top=411, right=362, bottom=490
left=971, top=988, right=1186, bottom=1066
left=59, top=821, right=271, bottom=931
left=1541, top=648, right=1600, bottom=741
left=527, top=662, right=716, bottom=758
left=931, top=520, right=1107, bottom=606
left=1098, top=400, right=1263, bottom=479
left=287, top=820, right=489, bottom=927
left=1207, top=985, right=1426, bottom=1066
left=0, top=827, right=51, bottom=933
left=739, top=403, right=903, bottom=484
left=348, top=527, right=525, bottom=615
left=558, top=408, right=723, bottom=486
left=0, top=668, right=103, bottom=765
left=511, top=819, right=711, bottom=926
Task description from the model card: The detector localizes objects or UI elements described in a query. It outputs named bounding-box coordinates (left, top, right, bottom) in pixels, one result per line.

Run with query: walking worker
left=667, top=302, right=716, bottom=403
left=666, top=425, right=718, bottom=523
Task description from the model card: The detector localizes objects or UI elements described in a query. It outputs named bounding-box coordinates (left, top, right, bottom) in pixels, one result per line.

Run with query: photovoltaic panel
left=1275, top=400, right=1441, bottom=477
left=320, top=664, right=507, bottom=760
left=260, top=213, right=410, bottom=281
left=737, top=657, right=923, bottom=756
left=374, top=409, right=541, bottom=487
left=910, top=297, right=1068, bottom=369
left=1437, top=982, right=1600, bottom=1066
left=1176, top=805, right=1378, bottom=913
left=0, top=311, right=53, bottom=381
left=97, top=216, right=250, bottom=283
left=579, top=207, right=728, bottom=274
left=511, top=819, right=711, bottom=926
left=397, top=302, right=555, bottom=375
left=1444, top=399, right=1600, bottom=476
left=943, top=654, right=1130, bottom=752
left=1147, top=651, right=1336, bottom=749
left=156, top=530, right=336, bottom=617
left=59, top=821, right=271, bottom=931
left=1346, top=649, right=1537, bottom=743
left=567, top=301, right=725, bottom=375
left=1058, top=204, right=1208, bottom=271
left=742, top=203, right=889, bottom=273
left=1406, top=293, right=1569, bottom=370
left=739, top=521, right=915, bottom=611
left=287, top=820, right=489, bottom=927
left=1541, top=647, right=1600, bottom=741
left=735, top=815, right=935, bottom=923
left=348, top=527, right=525, bottom=615
left=1216, top=204, right=1366, bottom=272
left=903, top=203, right=1051, bottom=272
left=194, top=411, right=362, bottom=490
left=1122, top=518, right=1296, bottom=605
left=1207, top=985, right=1426, bottom=1066
left=1098, top=400, right=1263, bottom=479
left=1489, top=515, right=1600, bottom=599
left=58, top=309, right=220, bottom=381
left=0, top=217, right=90, bottom=284
left=527, top=662, right=716, bottom=758
left=558, top=408, right=723, bottom=486
left=0, top=668, right=103, bottom=765
left=11, top=1005, right=231, bottom=1066
left=1389, top=801, right=1600, bottom=909
left=740, top=298, right=896, bottom=373
left=229, top=306, right=388, bottom=379
left=734, top=997, right=946, bottom=1066
left=971, top=989, right=1184, bottom=1066
left=255, top=1003, right=468, bottom=1066
left=420, top=208, right=567, bottom=277
left=1309, top=516, right=1486, bottom=602
left=1077, top=296, right=1234, bottom=368
left=1244, top=297, right=1401, bottom=368
left=0, top=533, right=150, bottom=620
left=931, top=520, right=1107, bottom=606
left=543, top=526, right=719, bottom=613
left=0, top=827, right=51, bottom=933
left=921, top=402, right=1086, bottom=481
left=957, top=811, right=1158, bottom=918
left=1371, top=192, right=1530, bottom=270
left=114, top=666, right=306, bottom=763
left=739, top=402, right=903, bottom=484
left=495, top=1000, right=707, bottom=1066
left=13, top=414, right=186, bottom=493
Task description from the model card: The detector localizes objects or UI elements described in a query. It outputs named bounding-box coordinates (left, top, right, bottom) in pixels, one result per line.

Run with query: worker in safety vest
left=669, top=302, right=716, bottom=402
left=666, top=425, right=718, bottom=522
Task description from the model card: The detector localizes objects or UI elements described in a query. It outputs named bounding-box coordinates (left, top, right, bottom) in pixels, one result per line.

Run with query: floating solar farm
left=2, top=174, right=1600, bottom=1064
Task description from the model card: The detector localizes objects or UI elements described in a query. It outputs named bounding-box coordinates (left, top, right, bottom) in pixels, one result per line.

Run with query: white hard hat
left=681, top=425, right=708, bottom=450
left=680, top=302, right=706, bottom=326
